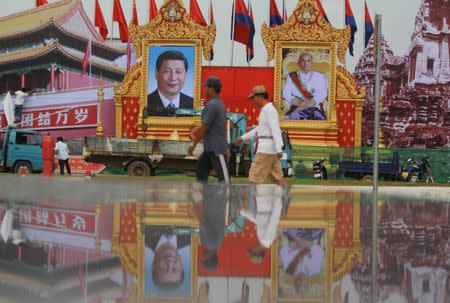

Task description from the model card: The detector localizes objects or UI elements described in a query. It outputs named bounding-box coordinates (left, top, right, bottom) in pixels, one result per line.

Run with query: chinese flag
left=36, top=0, right=48, bottom=6
left=190, top=0, right=207, bottom=26
left=149, top=0, right=158, bottom=22
left=132, top=0, right=139, bottom=26
left=82, top=39, right=91, bottom=74
left=95, top=0, right=108, bottom=40
left=113, top=0, right=129, bottom=42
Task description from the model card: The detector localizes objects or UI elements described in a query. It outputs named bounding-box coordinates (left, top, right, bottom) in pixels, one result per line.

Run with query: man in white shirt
left=237, top=85, right=287, bottom=185
left=282, top=53, right=328, bottom=120
left=54, top=136, right=71, bottom=175
left=14, top=88, right=34, bottom=124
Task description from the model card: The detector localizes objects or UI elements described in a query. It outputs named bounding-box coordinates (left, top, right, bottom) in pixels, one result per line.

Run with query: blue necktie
left=167, top=102, right=175, bottom=109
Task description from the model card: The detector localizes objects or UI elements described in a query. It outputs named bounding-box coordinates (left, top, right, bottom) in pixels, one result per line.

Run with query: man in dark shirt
left=188, top=76, right=229, bottom=183
left=146, top=50, right=194, bottom=116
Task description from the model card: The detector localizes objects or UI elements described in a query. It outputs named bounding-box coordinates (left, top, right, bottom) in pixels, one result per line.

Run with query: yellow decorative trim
left=336, top=66, right=366, bottom=99
left=129, top=0, right=215, bottom=60
left=333, top=249, right=357, bottom=281
left=261, top=0, right=350, bottom=63
left=120, top=61, right=142, bottom=97
left=114, top=83, right=123, bottom=138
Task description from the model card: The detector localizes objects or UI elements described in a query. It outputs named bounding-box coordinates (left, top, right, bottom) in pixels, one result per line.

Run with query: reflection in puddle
left=0, top=175, right=449, bottom=302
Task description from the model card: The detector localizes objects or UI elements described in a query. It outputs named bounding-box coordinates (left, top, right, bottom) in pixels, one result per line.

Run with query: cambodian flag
left=315, top=0, right=329, bottom=23
left=246, top=1, right=255, bottom=62
left=269, top=0, right=283, bottom=27
left=345, top=0, right=358, bottom=56
left=232, top=0, right=252, bottom=46
left=364, top=1, right=374, bottom=49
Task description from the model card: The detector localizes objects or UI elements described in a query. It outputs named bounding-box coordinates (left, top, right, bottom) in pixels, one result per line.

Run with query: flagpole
left=248, top=0, right=251, bottom=68
left=230, top=0, right=236, bottom=67
left=110, top=0, right=114, bottom=41
left=266, top=0, right=270, bottom=67
left=343, top=0, right=347, bottom=68
left=89, top=37, right=92, bottom=88
left=208, top=1, right=211, bottom=66
left=84, top=249, right=89, bottom=303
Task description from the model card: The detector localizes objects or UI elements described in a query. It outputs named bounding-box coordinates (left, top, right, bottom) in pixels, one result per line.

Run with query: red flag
left=113, top=0, right=129, bottom=42
left=82, top=39, right=91, bottom=74
left=149, top=0, right=158, bottom=22
left=190, top=0, right=207, bottom=26
left=209, top=0, right=214, bottom=61
left=95, top=0, right=108, bottom=40
left=132, top=0, right=139, bottom=26
left=36, top=0, right=48, bottom=6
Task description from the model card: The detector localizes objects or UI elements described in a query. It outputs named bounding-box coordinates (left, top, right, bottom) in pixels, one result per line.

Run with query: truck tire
left=13, top=161, right=32, bottom=174
left=361, top=175, right=373, bottom=182
left=127, top=160, right=151, bottom=177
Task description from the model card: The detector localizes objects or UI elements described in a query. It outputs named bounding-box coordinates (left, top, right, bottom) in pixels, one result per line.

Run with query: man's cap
left=202, top=76, right=222, bottom=91
left=248, top=85, right=268, bottom=99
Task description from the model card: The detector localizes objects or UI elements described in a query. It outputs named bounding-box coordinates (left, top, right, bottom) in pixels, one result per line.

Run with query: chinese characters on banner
left=18, top=207, right=96, bottom=235
left=0, top=104, right=98, bottom=130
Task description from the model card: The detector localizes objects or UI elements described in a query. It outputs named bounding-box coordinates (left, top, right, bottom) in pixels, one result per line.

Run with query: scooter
left=313, top=158, right=328, bottom=180
left=400, top=158, right=421, bottom=182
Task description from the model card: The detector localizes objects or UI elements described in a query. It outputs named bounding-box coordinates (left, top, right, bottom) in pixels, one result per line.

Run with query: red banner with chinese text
left=18, top=207, right=96, bottom=235
left=0, top=104, right=98, bottom=130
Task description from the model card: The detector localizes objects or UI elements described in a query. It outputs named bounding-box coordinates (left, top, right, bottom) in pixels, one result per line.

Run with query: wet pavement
left=0, top=175, right=449, bottom=303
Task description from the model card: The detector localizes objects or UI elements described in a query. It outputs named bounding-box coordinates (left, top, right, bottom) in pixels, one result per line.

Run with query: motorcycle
left=313, top=158, right=328, bottom=180
left=400, top=157, right=434, bottom=183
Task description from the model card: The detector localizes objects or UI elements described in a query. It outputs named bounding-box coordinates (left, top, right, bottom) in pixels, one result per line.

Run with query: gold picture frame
left=137, top=220, right=198, bottom=302
left=274, top=41, right=338, bottom=131
left=140, top=39, right=202, bottom=131
left=272, top=222, right=332, bottom=303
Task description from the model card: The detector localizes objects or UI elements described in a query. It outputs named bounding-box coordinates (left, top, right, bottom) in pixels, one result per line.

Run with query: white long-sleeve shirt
left=240, top=102, right=283, bottom=154
left=240, top=184, right=283, bottom=248
left=54, top=141, right=70, bottom=160
left=14, top=90, right=28, bottom=106
left=282, top=70, right=328, bottom=111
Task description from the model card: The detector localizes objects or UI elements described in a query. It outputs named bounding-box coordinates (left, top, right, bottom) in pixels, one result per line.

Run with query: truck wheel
left=14, top=161, right=32, bottom=174
left=127, top=161, right=151, bottom=177
left=361, top=175, right=373, bottom=182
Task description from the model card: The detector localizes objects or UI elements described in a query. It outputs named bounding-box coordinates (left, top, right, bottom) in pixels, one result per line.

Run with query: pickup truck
left=83, top=110, right=294, bottom=177
left=0, top=127, right=43, bottom=173
left=337, top=152, right=401, bottom=181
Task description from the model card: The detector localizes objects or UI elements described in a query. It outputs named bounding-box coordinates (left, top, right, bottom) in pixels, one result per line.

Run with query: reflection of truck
left=0, top=127, right=43, bottom=173
left=83, top=109, right=293, bottom=177
left=337, top=152, right=401, bottom=181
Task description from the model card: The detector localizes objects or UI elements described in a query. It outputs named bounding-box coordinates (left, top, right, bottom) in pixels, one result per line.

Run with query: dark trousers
left=196, top=151, right=230, bottom=184
left=58, top=159, right=71, bottom=175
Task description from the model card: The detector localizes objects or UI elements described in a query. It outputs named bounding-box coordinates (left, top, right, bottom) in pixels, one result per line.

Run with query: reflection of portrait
left=278, top=228, right=326, bottom=299
left=282, top=52, right=328, bottom=120
left=144, top=225, right=191, bottom=297
left=146, top=47, right=194, bottom=116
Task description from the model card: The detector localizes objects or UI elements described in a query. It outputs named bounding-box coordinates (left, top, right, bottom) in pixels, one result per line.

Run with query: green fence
left=292, top=145, right=450, bottom=183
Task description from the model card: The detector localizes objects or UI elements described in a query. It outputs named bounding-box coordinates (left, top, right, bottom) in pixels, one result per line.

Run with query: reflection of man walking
left=54, top=137, right=71, bottom=175
left=237, top=85, right=287, bottom=185
left=282, top=53, right=327, bottom=120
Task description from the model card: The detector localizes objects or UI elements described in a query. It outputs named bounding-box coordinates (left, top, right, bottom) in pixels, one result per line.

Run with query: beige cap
left=248, top=85, right=268, bottom=99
